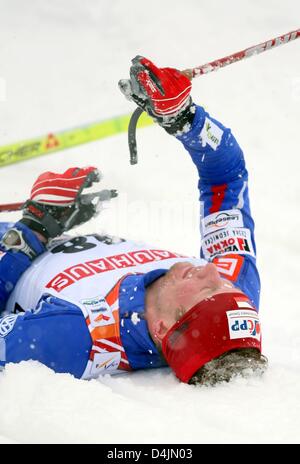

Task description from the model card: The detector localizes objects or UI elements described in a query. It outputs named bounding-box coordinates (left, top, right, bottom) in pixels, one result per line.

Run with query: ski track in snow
left=0, top=0, right=299, bottom=444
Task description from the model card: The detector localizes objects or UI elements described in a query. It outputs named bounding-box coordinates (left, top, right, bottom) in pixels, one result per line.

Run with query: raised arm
left=119, top=56, right=260, bottom=309
left=176, top=104, right=260, bottom=307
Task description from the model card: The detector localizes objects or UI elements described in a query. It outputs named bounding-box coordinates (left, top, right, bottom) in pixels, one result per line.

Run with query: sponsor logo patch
left=0, top=314, right=18, bottom=337
left=234, top=295, right=255, bottom=310
left=200, top=117, right=223, bottom=150
left=213, top=254, right=244, bottom=281
left=81, top=295, right=115, bottom=328
left=202, top=228, right=255, bottom=259
left=90, top=351, right=121, bottom=376
left=46, top=248, right=183, bottom=292
left=227, top=309, right=261, bottom=341
left=202, top=209, right=243, bottom=236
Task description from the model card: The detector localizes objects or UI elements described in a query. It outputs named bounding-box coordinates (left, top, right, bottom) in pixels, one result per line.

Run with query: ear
left=153, top=319, right=170, bottom=343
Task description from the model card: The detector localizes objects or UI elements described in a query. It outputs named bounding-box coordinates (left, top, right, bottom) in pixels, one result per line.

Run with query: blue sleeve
left=176, top=104, right=261, bottom=309
left=0, top=222, right=46, bottom=313
left=0, top=294, right=91, bottom=378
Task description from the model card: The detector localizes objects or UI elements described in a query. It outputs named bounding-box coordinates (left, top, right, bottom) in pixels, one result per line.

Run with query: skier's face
left=154, top=262, right=243, bottom=330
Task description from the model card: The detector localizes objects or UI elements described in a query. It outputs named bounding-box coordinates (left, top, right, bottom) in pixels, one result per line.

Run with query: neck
left=144, top=275, right=173, bottom=347
left=144, top=278, right=161, bottom=346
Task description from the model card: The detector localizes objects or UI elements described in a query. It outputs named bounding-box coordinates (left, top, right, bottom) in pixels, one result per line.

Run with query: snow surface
left=0, top=0, right=300, bottom=444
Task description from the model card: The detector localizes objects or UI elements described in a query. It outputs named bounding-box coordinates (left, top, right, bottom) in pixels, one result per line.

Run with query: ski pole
left=129, top=28, right=300, bottom=164
left=0, top=202, right=23, bottom=213
left=0, top=190, right=118, bottom=213
left=182, top=28, right=300, bottom=79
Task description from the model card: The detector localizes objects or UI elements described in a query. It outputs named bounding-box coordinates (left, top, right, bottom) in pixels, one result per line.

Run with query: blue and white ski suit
left=0, top=104, right=260, bottom=379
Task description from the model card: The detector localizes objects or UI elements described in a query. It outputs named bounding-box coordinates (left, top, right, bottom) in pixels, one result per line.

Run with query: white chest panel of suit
left=6, top=234, right=207, bottom=313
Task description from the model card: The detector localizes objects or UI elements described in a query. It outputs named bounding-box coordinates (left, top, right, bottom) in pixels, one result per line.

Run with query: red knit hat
left=162, top=292, right=262, bottom=383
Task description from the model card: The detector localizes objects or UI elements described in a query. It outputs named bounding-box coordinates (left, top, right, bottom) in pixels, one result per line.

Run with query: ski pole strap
left=128, top=107, right=144, bottom=165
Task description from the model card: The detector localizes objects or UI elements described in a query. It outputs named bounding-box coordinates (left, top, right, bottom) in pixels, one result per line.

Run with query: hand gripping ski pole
left=128, top=28, right=300, bottom=164
left=0, top=190, right=118, bottom=213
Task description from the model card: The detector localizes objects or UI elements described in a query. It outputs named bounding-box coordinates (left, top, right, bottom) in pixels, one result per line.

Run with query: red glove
left=30, top=166, right=100, bottom=205
left=21, top=167, right=102, bottom=240
left=119, top=56, right=194, bottom=133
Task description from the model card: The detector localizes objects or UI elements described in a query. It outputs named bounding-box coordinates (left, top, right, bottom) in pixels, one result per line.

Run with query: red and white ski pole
left=182, top=28, right=299, bottom=79
left=0, top=202, right=23, bottom=213
left=129, top=28, right=299, bottom=164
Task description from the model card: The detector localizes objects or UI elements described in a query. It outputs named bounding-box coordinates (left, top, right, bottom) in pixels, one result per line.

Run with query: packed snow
left=0, top=0, right=299, bottom=444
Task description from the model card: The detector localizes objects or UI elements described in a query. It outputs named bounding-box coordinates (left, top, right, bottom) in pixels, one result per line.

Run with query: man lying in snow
left=0, top=57, right=267, bottom=385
